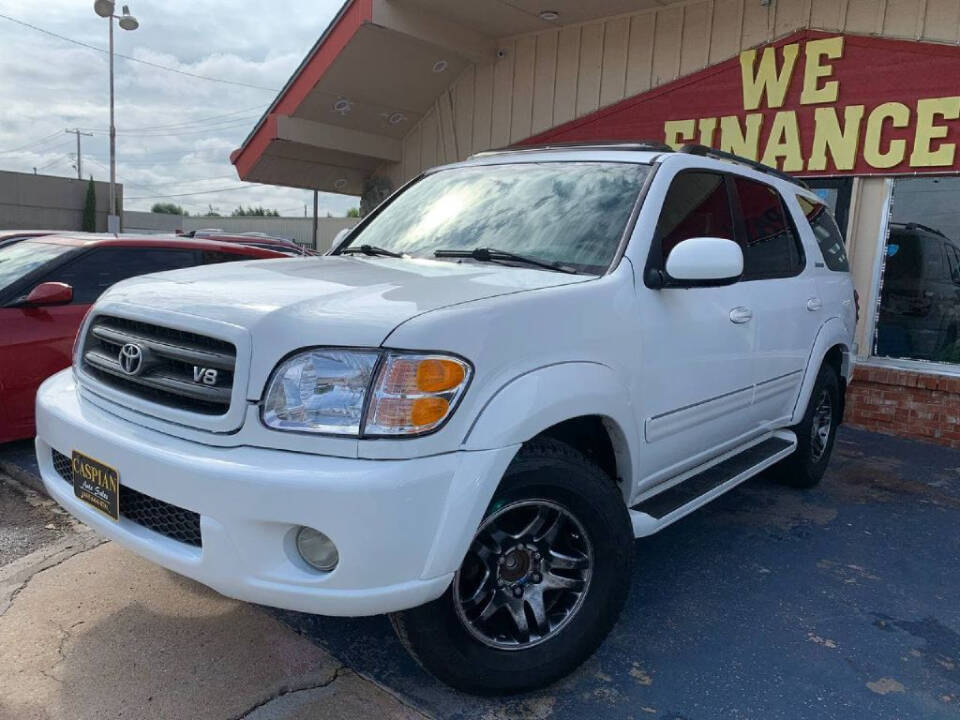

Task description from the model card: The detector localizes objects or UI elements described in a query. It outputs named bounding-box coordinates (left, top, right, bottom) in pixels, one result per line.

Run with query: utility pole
left=65, top=129, right=93, bottom=179
left=312, top=190, right=319, bottom=250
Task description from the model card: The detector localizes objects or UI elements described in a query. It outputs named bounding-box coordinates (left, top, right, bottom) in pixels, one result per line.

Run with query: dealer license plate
left=72, top=451, right=120, bottom=521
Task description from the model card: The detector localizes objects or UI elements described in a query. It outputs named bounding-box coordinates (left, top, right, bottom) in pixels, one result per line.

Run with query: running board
left=629, top=430, right=797, bottom=538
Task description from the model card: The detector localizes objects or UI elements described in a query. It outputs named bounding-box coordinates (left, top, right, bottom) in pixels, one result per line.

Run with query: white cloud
left=0, top=0, right=358, bottom=217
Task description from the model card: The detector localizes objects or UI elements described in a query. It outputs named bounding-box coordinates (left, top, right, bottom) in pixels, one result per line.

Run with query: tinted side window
left=733, top=177, right=804, bottom=279
left=797, top=196, right=849, bottom=271
left=946, top=244, right=960, bottom=283
left=655, top=171, right=735, bottom=261
left=40, top=247, right=198, bottom=304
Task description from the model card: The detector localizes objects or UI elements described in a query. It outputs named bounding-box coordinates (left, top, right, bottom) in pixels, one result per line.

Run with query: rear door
left=731, top=176, right=820, bottom=427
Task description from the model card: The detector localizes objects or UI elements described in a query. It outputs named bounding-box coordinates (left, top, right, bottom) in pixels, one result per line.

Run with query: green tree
left=82, top=176, right=97, bottom=232
left=231, top=205, right=279, bottom=217
left=151, top=202, right=188, bottom=215
left=204, top=204, right=221, bottom=217
left=346, top=207, right=361, bottom=218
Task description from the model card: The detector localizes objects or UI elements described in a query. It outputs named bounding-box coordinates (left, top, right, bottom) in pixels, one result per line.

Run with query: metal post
left=312, top=190, right=319, bottom=250
left=107, top=15, right=119, bottom=233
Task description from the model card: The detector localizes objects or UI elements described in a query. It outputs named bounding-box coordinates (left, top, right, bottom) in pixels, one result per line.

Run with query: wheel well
left=534, top=416, right=625, bottom=486
left=823, top=344, right=847, bottom=420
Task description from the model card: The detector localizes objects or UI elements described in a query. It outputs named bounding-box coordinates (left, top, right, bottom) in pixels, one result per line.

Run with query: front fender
left=462, top=361, right=638, bottom=463
left=791, top=317, right=853, bottom=425
left=419, top=362, right=637, bottom=580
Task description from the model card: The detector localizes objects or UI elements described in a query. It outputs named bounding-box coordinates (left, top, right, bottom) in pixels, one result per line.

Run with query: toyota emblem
left=118, top=343, right=144, bottom=375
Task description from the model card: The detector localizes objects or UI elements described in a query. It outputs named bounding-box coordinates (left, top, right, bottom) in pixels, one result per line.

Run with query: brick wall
left=844, top=364, right=960, bottom=448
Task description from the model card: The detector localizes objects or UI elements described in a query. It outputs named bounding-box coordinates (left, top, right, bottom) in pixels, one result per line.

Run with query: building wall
left=845, top=364, right=960, bottom=447
left=0, top=171, right=116, bottom=232
left=122, top=211, right=357, bottom=251
left=386, top=0, right=960, bottom=185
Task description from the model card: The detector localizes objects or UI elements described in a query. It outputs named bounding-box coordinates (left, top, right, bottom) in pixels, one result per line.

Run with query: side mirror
left=665, top=237, right=743, bottom=284
left=24, top=282, right=73, bottom=307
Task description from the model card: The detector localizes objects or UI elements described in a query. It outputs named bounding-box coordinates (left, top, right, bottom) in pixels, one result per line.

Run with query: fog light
left=296, top=527, right=339, bottom=572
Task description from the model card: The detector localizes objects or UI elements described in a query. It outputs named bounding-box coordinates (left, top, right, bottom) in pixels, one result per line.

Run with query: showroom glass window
left=875, top=176, right=960, bottom=365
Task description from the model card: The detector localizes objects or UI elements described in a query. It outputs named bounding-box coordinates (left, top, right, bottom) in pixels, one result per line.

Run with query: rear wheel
left=390, top=438, right=633, bottom=694
left=775, top=364, right=841, bottom=488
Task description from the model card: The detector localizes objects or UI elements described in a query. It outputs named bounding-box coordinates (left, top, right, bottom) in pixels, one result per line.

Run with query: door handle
left=729, top=306, right=753, bottom=324
left=806, top=297, right=823, bottom=311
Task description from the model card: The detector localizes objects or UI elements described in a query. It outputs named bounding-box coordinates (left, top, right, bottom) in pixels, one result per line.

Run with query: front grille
left=81, top=315, right=235, bottom=416
left=51, top=449, right=202, bottom=547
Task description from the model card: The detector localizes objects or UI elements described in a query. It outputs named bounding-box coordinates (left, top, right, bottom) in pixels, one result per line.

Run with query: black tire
left=389, top=438, right=633, bottom=694
left=775, top=364, right=841, bottom=488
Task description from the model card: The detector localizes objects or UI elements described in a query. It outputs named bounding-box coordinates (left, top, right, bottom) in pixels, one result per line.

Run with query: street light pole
left=94, top=1, right=139, bottom=233
left=108, top=13, right=116, bottom=229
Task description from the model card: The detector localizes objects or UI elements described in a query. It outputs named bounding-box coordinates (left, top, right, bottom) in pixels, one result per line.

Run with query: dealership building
left=232, top=0, right=960, bottom=447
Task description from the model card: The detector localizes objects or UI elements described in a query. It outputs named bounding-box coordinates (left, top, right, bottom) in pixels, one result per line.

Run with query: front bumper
left=36, top=370, right=518, bottom=616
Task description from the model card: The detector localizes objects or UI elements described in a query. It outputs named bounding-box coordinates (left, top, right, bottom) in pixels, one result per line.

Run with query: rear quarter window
left=797, top=196, right=849, bottom=272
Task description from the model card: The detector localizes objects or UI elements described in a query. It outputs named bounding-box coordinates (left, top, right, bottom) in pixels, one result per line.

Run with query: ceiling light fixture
left=432, top=60, right=448, bottom=74
left=539, top=10, right=560, bottom=21
left=387, top=112, right=407, bottom=125
left=334, top=178, right=348, bottom=190
left=333, top=98, right=353, bottom=115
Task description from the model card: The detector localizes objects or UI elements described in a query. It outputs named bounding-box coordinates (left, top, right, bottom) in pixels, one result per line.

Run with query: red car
left=0, top=234, right=286, bottom=443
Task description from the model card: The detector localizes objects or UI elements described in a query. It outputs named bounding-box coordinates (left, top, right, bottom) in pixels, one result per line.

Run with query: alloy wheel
left=453, top=499, right=593, bottom=650
left=810, top=389, right=833, bottom=462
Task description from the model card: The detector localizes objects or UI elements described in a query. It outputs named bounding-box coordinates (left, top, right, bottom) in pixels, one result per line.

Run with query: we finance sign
left=523, top=31, right=960, bottom=176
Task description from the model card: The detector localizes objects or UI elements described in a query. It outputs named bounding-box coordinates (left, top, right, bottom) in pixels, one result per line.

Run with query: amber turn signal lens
left=416, top=359, right=466, bottom=392
left=410, top=396, right=450, bottom=426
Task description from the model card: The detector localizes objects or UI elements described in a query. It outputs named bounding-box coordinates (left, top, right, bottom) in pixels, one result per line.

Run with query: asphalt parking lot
left=2, top=426, right=958, bottom=720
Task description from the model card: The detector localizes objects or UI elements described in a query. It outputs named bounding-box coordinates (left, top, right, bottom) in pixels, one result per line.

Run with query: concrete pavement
left=0, top=474, right=428, bottom=720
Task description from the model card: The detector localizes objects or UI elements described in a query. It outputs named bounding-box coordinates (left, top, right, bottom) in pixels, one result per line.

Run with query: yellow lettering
left=718, top=114, right=763, bottom=159
left=664, top=119, right=696, bottom=149
left=761, top=110, right=804, bottom=172
left=800, top=36, right=844, bottom=105
left=698, top=117, right=718, bottom=147
left=863, top=102, right=910, bottom=169
left=808, top=105, right=865, bottom=171
left=739, top=43, right=799, bottom=111
left=910, top=96, right=960, bottom=167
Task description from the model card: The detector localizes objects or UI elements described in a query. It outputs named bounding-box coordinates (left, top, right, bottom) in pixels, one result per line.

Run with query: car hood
left=98, top=255, right=589, bottom=378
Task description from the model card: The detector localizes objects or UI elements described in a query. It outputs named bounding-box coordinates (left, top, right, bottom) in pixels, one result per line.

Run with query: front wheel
left=390, top=438, right=633, bottom=694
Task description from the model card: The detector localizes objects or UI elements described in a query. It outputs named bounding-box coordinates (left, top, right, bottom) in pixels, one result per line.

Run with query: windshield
left=0, top=240, right=75, bottom=293
left=340, top=161, right=650, bottom=274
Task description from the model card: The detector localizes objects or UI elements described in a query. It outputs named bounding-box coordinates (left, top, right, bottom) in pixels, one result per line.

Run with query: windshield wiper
left=434, top=247, right=578, bottom=274
left=340, top=244, right=404, bottom=258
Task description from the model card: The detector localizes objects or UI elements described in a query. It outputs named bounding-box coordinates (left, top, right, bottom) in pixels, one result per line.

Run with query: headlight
left=263, top=349, right=380, bottom=434
left=261, top=348, right=471, bottom=437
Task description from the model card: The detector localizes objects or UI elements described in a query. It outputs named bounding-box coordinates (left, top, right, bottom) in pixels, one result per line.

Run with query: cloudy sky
left=0, top=0, right=358, bottom=216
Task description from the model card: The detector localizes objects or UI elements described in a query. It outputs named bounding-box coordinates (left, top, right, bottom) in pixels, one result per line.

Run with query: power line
left=0, top=130, right=64, bottom=154
left=125, top=184, right=260, bottom=200
left=85, top=104, right=269, bottom=133
left=0, top=12, right=281, bottom=92
left=78, top=115, right=262, bottom=138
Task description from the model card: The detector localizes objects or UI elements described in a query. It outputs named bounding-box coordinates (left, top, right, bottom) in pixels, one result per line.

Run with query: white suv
left=36, top=143, right=856, bottom=693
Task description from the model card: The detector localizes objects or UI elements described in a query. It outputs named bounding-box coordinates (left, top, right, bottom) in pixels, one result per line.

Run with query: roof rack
left=471, top=140, right=674, bottom=158
left=891, top=221, right=949, bottom=239
left=679, top=144, right=809, bottom=189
